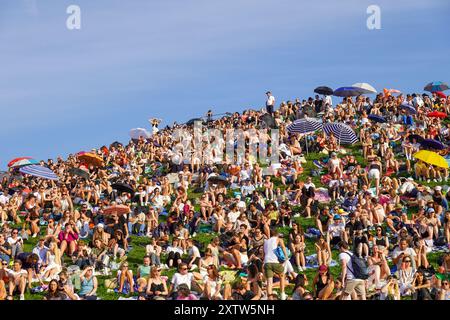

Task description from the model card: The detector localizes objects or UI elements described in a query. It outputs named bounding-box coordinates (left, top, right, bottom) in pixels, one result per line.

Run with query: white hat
left=407, top=177, right=414, bottom=181
left=435, top=186, right=442, bottom=191
left=97, top=223, right=104, bottom=229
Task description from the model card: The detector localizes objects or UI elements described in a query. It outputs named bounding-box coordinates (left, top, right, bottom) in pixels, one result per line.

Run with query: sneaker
left=280, top=292, right=287, bottom=300
left=32, top=233, right=37, bottom=238
left=297, top=266, right=304, bottom=272
left=20, top=294, right=25, bottom=300
left=192, top=232, right=197, bottom=237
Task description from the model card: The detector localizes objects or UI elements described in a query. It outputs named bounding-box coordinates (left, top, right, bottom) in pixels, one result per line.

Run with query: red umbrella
left=435, top=91, right=447, bottom=99
left=427, top=111, right=447, bottom=119
left=103, top=204, right=131, bottom=216
left=8, top=157, right=33, bottom=168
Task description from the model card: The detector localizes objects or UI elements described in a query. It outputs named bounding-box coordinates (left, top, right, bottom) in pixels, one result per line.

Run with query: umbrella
left=68, top=168, right=90, bottom=180
left=414, top=150, right=448, bottom=168
left=323, top=122, right=358, bottom=145
left=130, top=128, right=151, bottom=140
left=19, top=165, right=59, bottom=180
left=314, top=86, right=334, bottom=96
left=407, top=134, right=424, bottom=143
left=420, top=139, right=446, bottom=150
left=207, top=175, right=230, bottom=186
left=111, top=182, right=134, bottom=194
left=186, top=118, right=204, bottom=126
left=287, top=118, right=323, bottom=134
left=368, top=114, right=386, bottom=123
left=427, top=111, right=447, bottom=119
left=103, top=204, right=131, bottom=216
left=399, top=102, right=416, bottom=114
left=9, top=158, right=39, bottom=168
left=435, top=92, right=447, bottom=99
left=260, top=113, right=277, bottom=129
left=7, top=157, right=34, bottom=168
left=424, top=81, right=449, bottom=93
left=77, top=152, right=104, bottom=167
left=351, top=83, right=377, bottom=94
left=110, top=141, right=122, bottom=148
left=333, top=87, right=365, bottom=97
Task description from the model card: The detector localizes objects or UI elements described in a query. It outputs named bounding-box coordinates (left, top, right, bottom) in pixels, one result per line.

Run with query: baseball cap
left=97, top=223, right=104, bottom=229
left=333, top=214, right=342, bottom=220
left=435, top=186, right=442, bottom=191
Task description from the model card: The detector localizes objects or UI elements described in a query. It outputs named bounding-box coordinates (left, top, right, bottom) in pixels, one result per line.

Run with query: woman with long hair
left=146, top=265, right=168, bottom=300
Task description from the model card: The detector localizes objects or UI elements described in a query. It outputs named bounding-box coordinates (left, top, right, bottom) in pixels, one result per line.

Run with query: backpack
left=345, top=252, right=369, bottom=280
left=274, top=246, right=291, bottom=263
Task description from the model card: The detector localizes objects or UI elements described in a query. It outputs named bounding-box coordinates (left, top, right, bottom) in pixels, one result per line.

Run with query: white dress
left=43, top=253, right=61, bottom=274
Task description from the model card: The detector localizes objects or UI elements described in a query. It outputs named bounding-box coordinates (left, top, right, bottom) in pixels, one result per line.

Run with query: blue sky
left=0, top=0, right=449, bottom=168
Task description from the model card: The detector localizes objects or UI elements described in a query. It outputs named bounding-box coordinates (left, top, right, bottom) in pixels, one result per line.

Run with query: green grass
left=15, top=144, right=450, bottom=300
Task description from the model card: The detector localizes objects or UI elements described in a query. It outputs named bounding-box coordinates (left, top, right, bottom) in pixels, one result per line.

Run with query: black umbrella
left=408, top=134, right=424, bottom=143
left=207, top=175, right=230, bottom=186
left=186, top=118, right=204, bottom=126
left=68, top=168, right=90, bottom=180
left=111, top=182, right=134, bottom=194
left=110, top=141, right=122, bottom=148
left=368, top=114, right=386, bottom=123
left=260, top=113, right=277, bottom=129
left=314, top=86, right=334, bottom=96
left=420, top=139, right=446, bottom=150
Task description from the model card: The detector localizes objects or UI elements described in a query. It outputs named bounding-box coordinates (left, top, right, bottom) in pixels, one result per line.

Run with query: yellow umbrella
left=413, top=150, right=448, bottom=168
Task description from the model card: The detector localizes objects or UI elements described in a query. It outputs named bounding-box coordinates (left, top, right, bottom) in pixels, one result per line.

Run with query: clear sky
left=0, top=0, right=449, bottom=168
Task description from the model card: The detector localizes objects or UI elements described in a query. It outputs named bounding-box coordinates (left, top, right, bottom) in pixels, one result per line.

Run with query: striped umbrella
left=323, top=122, right=358, bottom=145
left=287, top=118, right=323, bottom=134
left=7, top=157, right=34, bottom=168
left=19, top=165, right=59, bottom=180
left=9, top=158, right=39, bottom=168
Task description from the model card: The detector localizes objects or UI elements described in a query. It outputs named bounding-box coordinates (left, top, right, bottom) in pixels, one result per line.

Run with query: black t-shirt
left=17, top=252, right=38, bottom=272
left=232, top=290, right=255, bottom=300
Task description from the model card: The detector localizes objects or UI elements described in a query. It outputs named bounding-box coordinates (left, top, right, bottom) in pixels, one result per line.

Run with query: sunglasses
left=404, top=260, right=411, bottom=263
left=180, top=267, right=188, bottom=270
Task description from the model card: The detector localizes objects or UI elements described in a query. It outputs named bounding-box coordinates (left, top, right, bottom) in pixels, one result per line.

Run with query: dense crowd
left=0, top=87, right=450, bottom=300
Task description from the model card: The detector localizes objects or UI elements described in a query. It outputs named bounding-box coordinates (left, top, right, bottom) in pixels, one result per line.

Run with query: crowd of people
left=0, top=87, right=450, bottom=301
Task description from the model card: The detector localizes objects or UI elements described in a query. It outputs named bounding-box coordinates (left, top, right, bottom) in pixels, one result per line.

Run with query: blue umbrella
left=323, top=122, right=358, bottom=145
left=424, top=81, right=449, bottom=93
left=333, top=87, right=365, bottom=97
left=420, top=139, right=446, bottom=150
left=408, top=134, right=424, bottom=143
left=19, top=165, right=59, bottom=180
left=287, top=118, right=323, bottom=134
left=368, top=114, right=386, bottom=123
left=399, top=102, right=416, bottom=114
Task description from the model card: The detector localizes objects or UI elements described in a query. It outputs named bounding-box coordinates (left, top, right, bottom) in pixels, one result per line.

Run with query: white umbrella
left=129, top=128, right=151, bottom=139
left=351, top=82, right=377, bottom=94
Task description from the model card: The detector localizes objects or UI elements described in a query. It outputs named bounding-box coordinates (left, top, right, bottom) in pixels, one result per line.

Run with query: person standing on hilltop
left=266, top=91, right=275, bottom=116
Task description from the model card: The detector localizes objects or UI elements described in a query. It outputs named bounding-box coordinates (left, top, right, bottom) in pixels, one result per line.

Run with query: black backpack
left=345, top=252, right=369, bottom=280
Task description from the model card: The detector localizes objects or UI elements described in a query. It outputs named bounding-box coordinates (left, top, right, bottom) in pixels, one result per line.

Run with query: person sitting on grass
left=6, top=259, right=28, bottom=300
left=116, top=261, right=134, bottom=294
left=78, top=265, right=98, bottom=300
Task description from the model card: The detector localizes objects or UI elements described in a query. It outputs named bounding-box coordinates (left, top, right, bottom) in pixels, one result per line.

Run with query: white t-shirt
left=227, top=210, right=241, bottom=223
left=328, top=222, right=345, bottom=237
left=171, top=272, right=194, bottom=290
left=339, top=251, right=354, bottom=280
left=189, top=246, right=201, bottom=259
left=266, top=95, right=275, bottom=107
left=263, top=237, right=279, bottom=264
